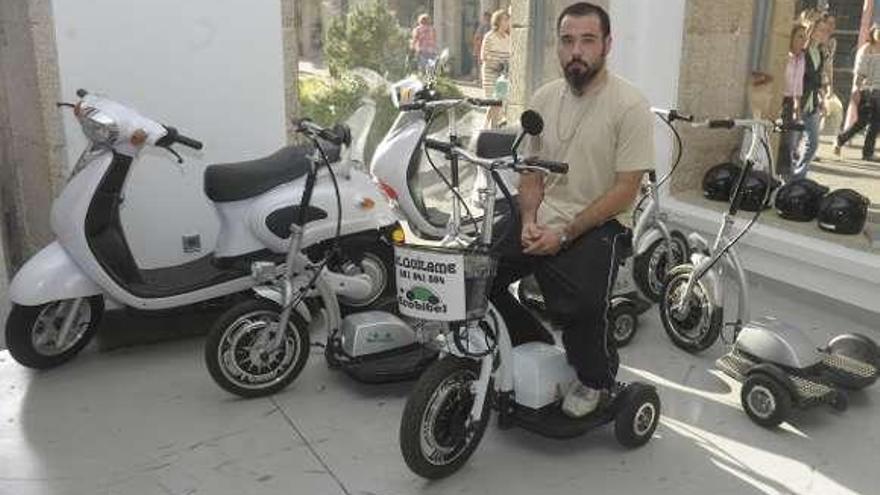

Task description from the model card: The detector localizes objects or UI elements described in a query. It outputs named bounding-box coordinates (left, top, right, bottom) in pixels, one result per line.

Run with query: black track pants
left=490, top=210, right=629, bottom=389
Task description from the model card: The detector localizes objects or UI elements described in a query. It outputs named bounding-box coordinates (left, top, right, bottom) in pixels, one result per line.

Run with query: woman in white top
left=836, top=23, right=880, bottom=161
left=481, top=9, right=511, bottom=128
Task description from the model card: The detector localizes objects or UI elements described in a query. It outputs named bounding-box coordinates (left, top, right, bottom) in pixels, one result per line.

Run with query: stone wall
left=282, top=0, right=300, bottom=144
left=0, top=0, right=64, bottom=271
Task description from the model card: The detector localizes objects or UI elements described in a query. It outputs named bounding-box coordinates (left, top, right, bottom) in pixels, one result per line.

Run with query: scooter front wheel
left=399, top=357, right=490, bottom=479
left=633, top=231, right=689, bottom=303
left=205, top=299, right=310, bottom=398
left=659, top=265, right=722, bottom=353
left=5, top=296, right=104, bottom=369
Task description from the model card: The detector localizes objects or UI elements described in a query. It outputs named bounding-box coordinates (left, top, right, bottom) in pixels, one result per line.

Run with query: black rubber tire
left=5, top=297, right=104, bottom=369
left=205, top=299, right=310, bottom=398
left=399, top=357, right=490, bottom=480
left=659, top=265, right=723, bottom=353
left=633, top=231, right=690, bottom=303
left=614, top=384, right=661, bottom=448
left=336, top=238, right=395, bottom=315
left=741, top=373, right=792, bottom=428
left=608, top=300, right=639, bottom=348
left=830, top=390, right=849, bottom=412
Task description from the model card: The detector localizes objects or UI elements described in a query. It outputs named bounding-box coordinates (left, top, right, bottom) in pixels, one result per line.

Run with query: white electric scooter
left=4, top=90, right=398, bottom=369
left=659, top=118, right=879, bottom=427
left=397, top=111, right=660, bottom=479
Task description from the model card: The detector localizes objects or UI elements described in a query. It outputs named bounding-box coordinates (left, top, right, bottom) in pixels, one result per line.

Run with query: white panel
left=609, top=0, right=687, bottom=186
left=52, top=0, right=286, bottom=268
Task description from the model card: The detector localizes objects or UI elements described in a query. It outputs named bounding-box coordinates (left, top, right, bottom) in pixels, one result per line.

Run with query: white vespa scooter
left=5, top=90, right=397, bottom=369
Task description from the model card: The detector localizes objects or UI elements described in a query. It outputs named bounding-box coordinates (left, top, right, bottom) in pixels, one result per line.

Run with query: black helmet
left=817, top=189, right=870, bottom=235
left=738, top=170, right=781, bottom=212
left=703, top=162, right=742, bottom=201
left=774, top=179, right=830, bottom=221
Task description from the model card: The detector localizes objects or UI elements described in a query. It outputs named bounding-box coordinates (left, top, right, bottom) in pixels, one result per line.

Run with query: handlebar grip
left=399, top=102, right=426, bottom=111
left=527, top=158, right=569, bottom=174
left=424, top=138, right=453, bottom=154
left=293, top=118, right=347, bottom=146
left=76, top=88, right=89, bottom=98
left=669, top=110, right=694, bottom=122
left=708, top=119, right=736, bottom=129
left=175, top=133, right=204, bottom=150
left=467, top=98, right=503, bottom=107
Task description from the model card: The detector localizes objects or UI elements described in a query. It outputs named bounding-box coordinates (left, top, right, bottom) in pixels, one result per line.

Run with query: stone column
left=282, top=0, right=301, bottom=144
left=671, top=0, right=756, bottom=195
left=434, top=0, right=464, bottom=75
left=0, top=0, right=65, bottom=270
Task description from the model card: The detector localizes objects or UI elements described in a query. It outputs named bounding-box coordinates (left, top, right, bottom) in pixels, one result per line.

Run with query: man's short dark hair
left=557, top=2, right=611, bottom=38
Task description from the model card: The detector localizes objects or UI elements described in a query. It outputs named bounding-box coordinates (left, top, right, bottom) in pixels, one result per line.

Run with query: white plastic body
left=511, top=342, right=577, bottom=409
left=9, top=96, right=394, bottom=310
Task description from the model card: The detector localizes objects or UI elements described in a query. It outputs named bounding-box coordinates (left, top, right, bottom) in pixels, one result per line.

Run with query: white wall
left=609, top=0, right=687, bottom=182
left=52, top=0, right=287, bottom=269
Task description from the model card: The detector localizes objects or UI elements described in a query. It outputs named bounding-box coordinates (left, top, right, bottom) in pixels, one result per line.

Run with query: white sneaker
left=561, top=381, right=602, bottom=418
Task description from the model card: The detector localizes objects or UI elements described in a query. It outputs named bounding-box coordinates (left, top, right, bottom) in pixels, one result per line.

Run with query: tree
left=324, top=0, right=410, bottom=80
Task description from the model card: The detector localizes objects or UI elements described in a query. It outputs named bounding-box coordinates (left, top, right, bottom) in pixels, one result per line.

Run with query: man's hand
left=522, top=224, right=564, bottom=256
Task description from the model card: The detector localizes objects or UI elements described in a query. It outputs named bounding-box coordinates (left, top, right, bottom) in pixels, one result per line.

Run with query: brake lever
left=163, top=145, right=184, bottom=164
left=56, top=102, right=76, bottom=109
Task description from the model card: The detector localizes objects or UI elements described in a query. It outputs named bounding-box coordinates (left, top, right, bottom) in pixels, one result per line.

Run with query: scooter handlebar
left=156, top=125, right=204, bottom=150
left=524, top=157, right=569, bottom=174
left=293, top=118, right=350, bottom=146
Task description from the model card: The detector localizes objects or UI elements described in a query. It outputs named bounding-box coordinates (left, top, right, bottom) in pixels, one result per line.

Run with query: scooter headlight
left=78, top=107, right=119, bottom=145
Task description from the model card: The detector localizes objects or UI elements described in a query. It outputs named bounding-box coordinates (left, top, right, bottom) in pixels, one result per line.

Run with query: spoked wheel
left=741, top=373, right=791, bottom=428
left=400, top=357, right=490, bottom=479
left=659, top=265, right=722, bottom=353
left=633, top=231, right=689, bottom=303
left=205, top=299, right=310, bottom=398
left=608, top=300, right=639, bottom=348
left=614, top=383, right=661, bottom=447
left=5, top=297, right=104, bottom=369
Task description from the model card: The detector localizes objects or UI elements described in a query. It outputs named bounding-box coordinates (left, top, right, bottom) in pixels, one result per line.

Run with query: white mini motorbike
left=4, top=90, right=397, bottom=369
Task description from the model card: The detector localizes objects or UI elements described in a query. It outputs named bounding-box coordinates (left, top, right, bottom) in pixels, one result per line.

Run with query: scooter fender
left=689, top=252, right=724, bottom=310
left=8, top=242, right=103, bottom=306
left=251, top=286, right=312, bottom=324
left=634, top=228, right=663, bottom=257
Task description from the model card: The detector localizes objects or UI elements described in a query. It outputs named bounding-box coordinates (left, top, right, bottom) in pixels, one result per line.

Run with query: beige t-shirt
left=527, top=73, right=655, bottom=231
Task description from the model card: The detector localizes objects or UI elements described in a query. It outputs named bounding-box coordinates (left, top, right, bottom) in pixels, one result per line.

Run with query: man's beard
left=564, top=57, right=605, bottom=95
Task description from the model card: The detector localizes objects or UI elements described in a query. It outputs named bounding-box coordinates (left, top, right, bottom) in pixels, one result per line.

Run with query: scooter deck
left=717, top=351, right=837, bottom=407
left=510, top=400, right=616, bottom=439
left=820, top=353, right=879, bottom=386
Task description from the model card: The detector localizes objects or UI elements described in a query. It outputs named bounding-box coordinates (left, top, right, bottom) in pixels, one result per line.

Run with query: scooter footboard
left=9, top=242, right=102, bottom=306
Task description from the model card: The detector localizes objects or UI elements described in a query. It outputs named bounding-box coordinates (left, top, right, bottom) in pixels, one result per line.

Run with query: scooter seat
left=204, top=144, right=340, bottom=203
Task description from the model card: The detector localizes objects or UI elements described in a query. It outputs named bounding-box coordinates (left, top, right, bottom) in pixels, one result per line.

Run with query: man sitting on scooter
left=491, top=2, right=654, bottom=418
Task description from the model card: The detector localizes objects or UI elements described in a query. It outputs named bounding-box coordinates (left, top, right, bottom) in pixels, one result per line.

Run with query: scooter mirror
left=521, top=110, right=544, bottom=136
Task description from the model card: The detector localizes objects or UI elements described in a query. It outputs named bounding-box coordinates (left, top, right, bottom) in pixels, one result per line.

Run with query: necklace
left=555, top=86, right=593, bottom=143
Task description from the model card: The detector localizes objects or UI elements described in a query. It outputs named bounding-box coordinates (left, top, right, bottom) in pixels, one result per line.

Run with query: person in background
left=481, top=9, right=511, bottom=128
left=792, top=14, right=829, bottom=179
left=836, top=23, right=880, bottom=161
left=472, top=11, right=492, bottom=82
left=411, top=14, right=438, bottom=74
left=779, top=23, right=807, bottom=179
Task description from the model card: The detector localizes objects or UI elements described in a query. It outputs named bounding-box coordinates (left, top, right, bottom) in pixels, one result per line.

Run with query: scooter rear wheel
left=5, top=297, right=104, bottom=369
left=205, top=299, right=310, bottom=398
left=614, top=383, right=661, bottom=447
left=399, top=357, right=490, bottom=479
left=659, top=265, right=722, bottom=353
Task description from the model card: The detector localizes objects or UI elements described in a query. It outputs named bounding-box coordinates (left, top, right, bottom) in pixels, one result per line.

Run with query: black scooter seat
left=204, top=144, right=340, bottom=203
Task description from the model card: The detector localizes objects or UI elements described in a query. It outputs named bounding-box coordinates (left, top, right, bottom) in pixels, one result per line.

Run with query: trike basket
left=394, top=243, right=497, bottom=322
